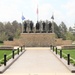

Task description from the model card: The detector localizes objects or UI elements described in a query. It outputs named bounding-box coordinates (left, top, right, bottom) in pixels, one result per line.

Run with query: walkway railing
left=50, top=45, right=75, bottom=66
left=0, top=46, right=25, bottom=66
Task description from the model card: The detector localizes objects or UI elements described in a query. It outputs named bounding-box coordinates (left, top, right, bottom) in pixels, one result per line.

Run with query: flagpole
left=22, top=13, right=23, bottom=33
left=37, top=12, right=38, bottom=22
left=52, top=19, right=54, bottom=33
left=22, top=20, right=23, bottom=33
left=51, top=13, right=54, bottom=33
left=37, top=5, right=38, bottom=22
left=22, top=13, right=25, bottom=33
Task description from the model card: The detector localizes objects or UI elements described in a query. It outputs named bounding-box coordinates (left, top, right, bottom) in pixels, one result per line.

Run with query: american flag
left=37, top=5, right=38, bottom=14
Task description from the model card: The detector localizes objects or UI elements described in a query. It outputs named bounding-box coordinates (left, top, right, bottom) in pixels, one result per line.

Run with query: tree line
left=0, top=20, right=75, bottom=43
left=54, top=21, right=75, bottom=41
left=0, top=20, right=21, bottom=42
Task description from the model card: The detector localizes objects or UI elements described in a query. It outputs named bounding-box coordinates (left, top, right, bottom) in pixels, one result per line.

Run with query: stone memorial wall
left=20, top=33, right=56, bottom=47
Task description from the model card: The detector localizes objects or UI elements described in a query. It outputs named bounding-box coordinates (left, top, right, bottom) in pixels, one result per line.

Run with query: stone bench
left=0, top=46, right=14, bottom=50
left=61, top=45, right=75, bottom=49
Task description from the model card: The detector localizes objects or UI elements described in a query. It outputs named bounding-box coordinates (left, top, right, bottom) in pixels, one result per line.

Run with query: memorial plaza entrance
left=3, top=47, right=70, bottom=75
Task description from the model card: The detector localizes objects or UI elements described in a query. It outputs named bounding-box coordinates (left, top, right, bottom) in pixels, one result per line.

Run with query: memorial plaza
left=0, top=47, right=74, bottom=75
left=1, top=20, right=75, bottom=75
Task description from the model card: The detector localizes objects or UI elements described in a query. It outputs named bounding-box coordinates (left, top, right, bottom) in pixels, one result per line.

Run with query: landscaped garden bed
left=62, top=50, right=75, bottom=66
left=0, top=49, right=21, bottom=66
left=54, top=47, right=75, bottom=66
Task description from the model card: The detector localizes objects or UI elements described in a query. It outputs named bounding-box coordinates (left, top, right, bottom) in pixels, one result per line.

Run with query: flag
left=22, top=15, right=25, bottom=20
left=51, top=15, right=54, bottom=20
left=37, top=5, right=38, bottom=14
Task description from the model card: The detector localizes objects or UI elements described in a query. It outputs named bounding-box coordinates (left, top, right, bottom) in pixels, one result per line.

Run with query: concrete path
left=2, top=47, right=72, bottom=75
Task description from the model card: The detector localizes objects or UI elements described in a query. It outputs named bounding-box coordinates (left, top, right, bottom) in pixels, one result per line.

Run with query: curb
left=0, top=50, right=26, bottom=73
left=50, top=50, right=75, bottom=73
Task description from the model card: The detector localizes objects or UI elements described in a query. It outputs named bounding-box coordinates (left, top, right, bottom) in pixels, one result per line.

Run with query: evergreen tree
left=59, top=22, right=67, bottom=40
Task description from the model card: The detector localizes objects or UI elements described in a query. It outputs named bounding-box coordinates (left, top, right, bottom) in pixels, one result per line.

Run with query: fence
left=50, top=45, right=75, bottom=66
left=0, top=46, right=25, bottom=66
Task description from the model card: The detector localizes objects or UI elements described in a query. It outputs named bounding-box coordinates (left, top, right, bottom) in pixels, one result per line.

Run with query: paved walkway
left=2, top=47, right=72, bottom=75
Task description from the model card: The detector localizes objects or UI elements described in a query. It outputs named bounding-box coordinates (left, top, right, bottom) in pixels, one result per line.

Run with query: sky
left=0, top=0, right=75, bottom=28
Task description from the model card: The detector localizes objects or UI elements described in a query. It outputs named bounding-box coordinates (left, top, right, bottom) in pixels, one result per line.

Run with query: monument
left=36, top=21, right=40, bottom=33
left=24, top=22, right=27, bottom=33
left=4, top=20, right=57, bottom=47
left=29, top=21, right=34, bottom=33
left=48, top=22, right=52, bottom=33
left=20, top=21, right=56, bottom=47
left=23, top=21, right=53, bottom=33
left=4, top=19, right=72, bottom=47
left=42, top=22, right=46, bottom=33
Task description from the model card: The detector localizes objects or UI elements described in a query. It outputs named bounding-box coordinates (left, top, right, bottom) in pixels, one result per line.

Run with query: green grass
left=0, top=50, right=12, bottom=65
left=54, top=49, right=75, bottom=59
left=55, top=49, right=75, bottom=66
left=62, top=49, right=75, bottom=59
left=0, top=49, right=21, bottom=65
left=0, top=50, right=12, bottom=59
left=62, top=50, right=75, bottom=65
left=0, top=47, right=23, bottom=66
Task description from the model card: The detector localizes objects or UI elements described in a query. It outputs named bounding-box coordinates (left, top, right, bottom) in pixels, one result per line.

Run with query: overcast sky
left=0, top=0, right=75, bottom=28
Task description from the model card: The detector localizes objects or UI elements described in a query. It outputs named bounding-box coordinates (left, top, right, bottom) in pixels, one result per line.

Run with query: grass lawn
left=0, top=50, right=20, bottom=65
left=62, top=49, right=75, bottom=59
left=0, top=49, right=21, bottom=64
left=56, top=49, right=75, bottom=65
left=0, top=50, right=12, bottom=65
left=54, top=48, right=75, bottom=65
left=0, top=50, right=12, bottom=59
